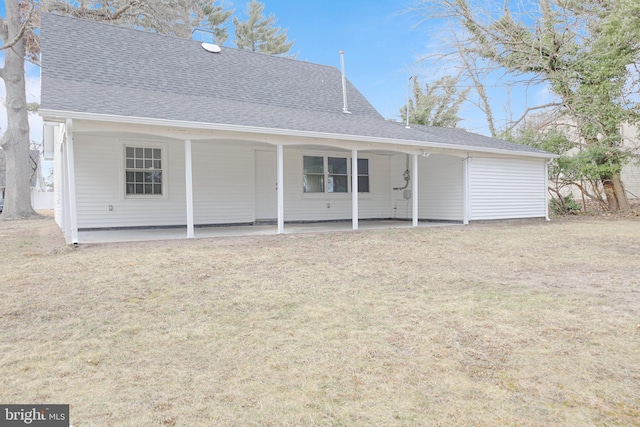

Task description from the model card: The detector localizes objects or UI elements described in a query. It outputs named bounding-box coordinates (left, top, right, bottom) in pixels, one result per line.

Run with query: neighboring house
left=39, top=13, right=555, bottom=244
left=544, top=119, right=639, bottom=205
left=0, top=149, right=49, bottom=212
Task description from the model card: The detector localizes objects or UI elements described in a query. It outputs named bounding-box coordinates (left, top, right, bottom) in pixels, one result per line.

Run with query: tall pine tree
left=233, top=0, right=294, bottom=55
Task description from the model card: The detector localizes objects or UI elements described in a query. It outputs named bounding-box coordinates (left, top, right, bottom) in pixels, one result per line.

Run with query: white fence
left=32, top=191, right=54, bottom=210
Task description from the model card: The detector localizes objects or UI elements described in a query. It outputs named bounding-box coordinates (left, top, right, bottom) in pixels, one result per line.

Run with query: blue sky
left=226, top=0, right=550, bottom=134
left=0, top=0, right=552, bottom=146
left=239, top=0, right=424, bottom=121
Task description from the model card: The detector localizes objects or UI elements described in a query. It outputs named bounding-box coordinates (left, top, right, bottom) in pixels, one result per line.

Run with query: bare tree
left=0, top=1, right=38, bottom=220
left=415, top=0, right=640, bottom=211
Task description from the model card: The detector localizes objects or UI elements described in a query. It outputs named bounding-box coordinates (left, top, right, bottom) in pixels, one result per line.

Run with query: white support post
left=65, top=119, right=79, bottom=244
left=412, top=154, right=419, bottom=227
left=277, top=144, right=284, bottom=234
left=463, top=156, right=470, bottom=225
left=185, top=139, right=194, bottom=238
left=352, top=150, right=358, bottom=230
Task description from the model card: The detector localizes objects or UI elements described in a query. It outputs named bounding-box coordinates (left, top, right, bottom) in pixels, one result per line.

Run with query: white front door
left=255, top=150, right=277, bottom=220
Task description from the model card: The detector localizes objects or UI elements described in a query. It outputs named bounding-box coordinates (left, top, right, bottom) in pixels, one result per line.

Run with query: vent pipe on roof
left=406, top=76, right=413, bottom=129
left=339, top=51, right=351, bottom=114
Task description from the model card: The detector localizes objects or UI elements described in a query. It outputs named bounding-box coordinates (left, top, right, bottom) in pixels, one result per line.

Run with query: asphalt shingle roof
left=40, top=13, right=549, bottom=156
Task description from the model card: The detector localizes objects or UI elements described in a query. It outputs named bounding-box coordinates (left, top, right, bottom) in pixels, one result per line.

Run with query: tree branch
left=45, top=0, right=139, bottom=21
left=504, top=102, right=564, bottom=132
left=0, top=17, right=7, bottom=40
left=109, top=1, right=140, bottom=20
left=0, top=3, right=33, bottom=52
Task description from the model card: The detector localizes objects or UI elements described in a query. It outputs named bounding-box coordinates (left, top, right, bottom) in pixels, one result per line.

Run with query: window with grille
left=302, top=156, right=369, bottom=193
left=125, top=147, right=163, bottom=195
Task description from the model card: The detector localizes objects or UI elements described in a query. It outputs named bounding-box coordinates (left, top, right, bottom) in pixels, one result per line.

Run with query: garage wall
left=469, top=157, right=547, bottom=220
left=419, top=154, right=464, bottom=221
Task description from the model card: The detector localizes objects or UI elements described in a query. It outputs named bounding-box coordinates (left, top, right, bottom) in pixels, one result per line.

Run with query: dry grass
left=1, top=217, right=639, bottom=426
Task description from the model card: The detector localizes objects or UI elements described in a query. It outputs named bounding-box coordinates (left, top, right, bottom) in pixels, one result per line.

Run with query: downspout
left=463, top=155, right=470, bottom=225
left=545, top=158, right=552, bottom=221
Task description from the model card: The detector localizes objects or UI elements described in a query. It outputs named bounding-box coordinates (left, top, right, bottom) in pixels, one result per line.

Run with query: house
left=0, top=149, right=49, bottom=212
left=39, top=13, right=555, bottom=244
left=537, top=117, right=638, bottom=208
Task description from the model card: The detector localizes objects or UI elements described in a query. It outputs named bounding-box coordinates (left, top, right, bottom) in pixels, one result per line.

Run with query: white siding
left=389, top=154, right=464, bottom=221
left=282, top=149, right=392, bottom=221
left=74, top=134, right=187, bottom=228
left=74, top=137, right=258, bottom=228
left=71, top=133, right=547, bottom=229
left=390, top=154, right=412, bottom=219
left=192, top=142, right=255, bottom=224
left=73, top=139, right=397, bottom=228
left=418, top=154, right=464, bottom=221
left=469, top=157, right=547, bottom=220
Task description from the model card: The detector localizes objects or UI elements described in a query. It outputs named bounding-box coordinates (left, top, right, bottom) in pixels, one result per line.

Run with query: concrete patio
left=77, top=220, right=459, bottom=244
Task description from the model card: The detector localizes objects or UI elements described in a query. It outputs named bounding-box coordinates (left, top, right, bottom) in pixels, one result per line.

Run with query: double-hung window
left=125, top=146, right=163, bottom=195
left=357, top=158, right=370, bottom=193
left=327, top=157, right=348, bottom=193
left=303, top=156, right=324, bottom=193
left=303, top=156, right=369, bottom=193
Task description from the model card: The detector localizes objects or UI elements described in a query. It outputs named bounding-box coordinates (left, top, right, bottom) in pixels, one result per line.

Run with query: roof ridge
left=41, top=12, right=339, bottom=71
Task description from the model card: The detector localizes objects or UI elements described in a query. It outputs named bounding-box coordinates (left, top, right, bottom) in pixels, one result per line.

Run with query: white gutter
left=39, top=109, right=559, bottom=159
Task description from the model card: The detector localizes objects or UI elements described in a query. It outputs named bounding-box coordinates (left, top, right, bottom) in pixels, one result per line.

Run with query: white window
left=302, top=156, right=369, bottom=193
left=327, top=157, right=348, bottom=193
left=303, top=156, right=324, bottom=193
left=125, top=146, right=163, bottom=195
left=357, top=158, right=370, bottom=193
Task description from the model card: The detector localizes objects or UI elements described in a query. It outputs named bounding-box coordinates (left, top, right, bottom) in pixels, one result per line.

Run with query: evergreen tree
left=233, top=0, right=294, bottom=55
left=198, top=0, right=234, bottom=44
left=400, top=76, right=469, bottom=127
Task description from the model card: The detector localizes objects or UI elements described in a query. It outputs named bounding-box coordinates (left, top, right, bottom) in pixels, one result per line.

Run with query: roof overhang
left=39, top=109, right=559, bottom=159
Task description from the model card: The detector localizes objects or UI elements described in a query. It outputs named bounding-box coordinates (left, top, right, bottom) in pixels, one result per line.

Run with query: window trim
left=120, top=140, right=169, bottom=200
left=301, top=153, right=371, bottom=196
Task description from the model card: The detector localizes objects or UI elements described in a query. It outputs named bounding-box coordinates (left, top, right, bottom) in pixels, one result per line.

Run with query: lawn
left=1, top=217, right=639, bottom=426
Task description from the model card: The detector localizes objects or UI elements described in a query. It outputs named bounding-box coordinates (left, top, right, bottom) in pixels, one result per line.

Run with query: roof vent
left=339, top=50, right=351, bottom=114
left=201, top=43, right=221, bottom=53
